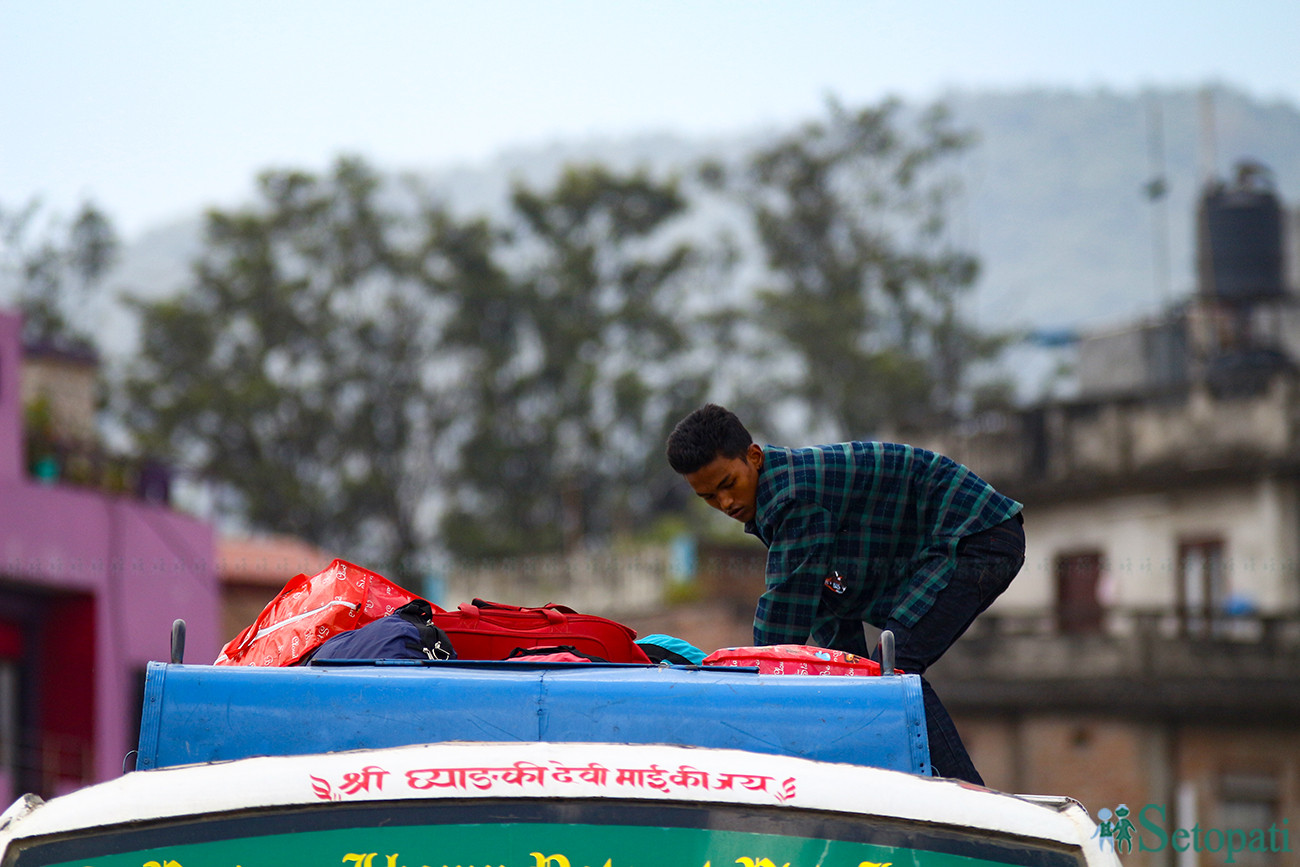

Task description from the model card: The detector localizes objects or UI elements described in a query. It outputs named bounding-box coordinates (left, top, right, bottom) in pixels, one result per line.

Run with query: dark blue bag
left=305, top=599, right=455, bottom=662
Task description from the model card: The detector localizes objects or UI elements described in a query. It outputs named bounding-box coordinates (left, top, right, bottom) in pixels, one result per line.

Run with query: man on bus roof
left=666, top=403, right=1025, bottom=785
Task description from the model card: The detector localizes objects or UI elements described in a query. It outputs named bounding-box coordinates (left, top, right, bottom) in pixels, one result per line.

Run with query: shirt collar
left=743, top=445, right=782, bottom=542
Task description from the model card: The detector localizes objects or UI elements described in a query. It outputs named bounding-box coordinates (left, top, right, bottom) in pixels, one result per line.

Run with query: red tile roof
left=217, top=535, right=337, bottom=586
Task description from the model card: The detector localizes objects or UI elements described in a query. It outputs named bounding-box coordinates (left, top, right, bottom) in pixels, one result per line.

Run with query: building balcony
left=23, top=433, right=173, bottom=504
left=929, top=607, right=1300, bottom=722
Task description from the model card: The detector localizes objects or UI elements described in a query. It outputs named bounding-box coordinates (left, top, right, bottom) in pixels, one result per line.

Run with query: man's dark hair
left=666, top=404, right=753, bottom=474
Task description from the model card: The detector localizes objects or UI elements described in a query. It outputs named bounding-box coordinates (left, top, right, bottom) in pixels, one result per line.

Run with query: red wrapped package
left=703, top=644, right=882, bottom=676
left=215, top=559, right=427, bottom=666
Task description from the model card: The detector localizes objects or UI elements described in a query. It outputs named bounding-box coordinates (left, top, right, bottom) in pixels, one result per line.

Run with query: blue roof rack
left=136, top=660, right=929, bottom=775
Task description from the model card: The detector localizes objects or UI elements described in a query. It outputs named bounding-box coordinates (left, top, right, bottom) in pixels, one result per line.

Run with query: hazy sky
left=4, top=0, right=1299, bottom=239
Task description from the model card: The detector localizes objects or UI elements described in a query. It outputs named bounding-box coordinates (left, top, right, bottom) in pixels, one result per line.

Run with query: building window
left=1217, top=772, right=1278, bottom=867
left=1055, top=551, right=1104, bottom=633
left=1177, top=538, right=1227, bottom=636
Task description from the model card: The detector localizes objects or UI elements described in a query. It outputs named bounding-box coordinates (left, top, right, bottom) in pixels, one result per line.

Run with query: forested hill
left=113, top=84, right=1300, bottom=344
left=942, top=86, right=1300, bottom=332
left=84, top=83, right=1300, bottom=563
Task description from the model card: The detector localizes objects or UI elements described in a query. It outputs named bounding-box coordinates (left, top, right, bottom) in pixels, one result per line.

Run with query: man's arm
left=752, top=502, right=837, bottom=645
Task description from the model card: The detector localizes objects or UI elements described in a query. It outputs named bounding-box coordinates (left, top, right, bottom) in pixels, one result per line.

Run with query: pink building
left=0, top=311, right=219, bottom=801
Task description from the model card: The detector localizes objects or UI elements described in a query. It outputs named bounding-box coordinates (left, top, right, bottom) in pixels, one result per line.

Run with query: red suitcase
left=429, top=599, right=651, bottom=663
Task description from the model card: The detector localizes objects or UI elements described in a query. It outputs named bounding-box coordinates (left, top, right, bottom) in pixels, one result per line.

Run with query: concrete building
left=897, top=165, right=1300, bottom=864
left=0, top=311, right=220, bottom=801
left=900, top=376, right=1300, bottom=860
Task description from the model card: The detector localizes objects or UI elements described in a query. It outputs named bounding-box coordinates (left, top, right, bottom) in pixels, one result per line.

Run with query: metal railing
left=969, top=606, right=1300, bottom=644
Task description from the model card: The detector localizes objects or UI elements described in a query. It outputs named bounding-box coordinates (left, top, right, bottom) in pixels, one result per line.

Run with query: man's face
left=682, top=443, right=764, bottom=523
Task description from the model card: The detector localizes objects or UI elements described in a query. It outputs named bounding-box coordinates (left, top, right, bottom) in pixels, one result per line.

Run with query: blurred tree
left=0, top=199, right=119, bottom=350
left=119, top=157, right=482, bottom=581
left=112, top=97, right=1013, bottom=569
left=440, top=163, right=709, bottom=558
left=730, top=98, right=1007, bottom=438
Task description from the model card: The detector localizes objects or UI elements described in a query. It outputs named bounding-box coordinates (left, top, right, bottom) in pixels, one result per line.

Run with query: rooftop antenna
left=1143, top=92, right=1172, bottom=309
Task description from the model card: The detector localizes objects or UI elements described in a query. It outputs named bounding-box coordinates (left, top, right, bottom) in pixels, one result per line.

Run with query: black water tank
left=1197, top=161, right=1285, bottom=304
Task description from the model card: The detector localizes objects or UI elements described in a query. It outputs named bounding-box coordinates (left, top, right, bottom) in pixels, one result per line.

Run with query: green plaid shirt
left=744, top=442, right=1021, bottom=649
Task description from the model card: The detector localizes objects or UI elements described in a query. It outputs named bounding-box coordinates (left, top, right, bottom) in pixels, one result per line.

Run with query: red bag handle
left=461, top=600, right=567, bottom=624
left=471, top=598, right=576, bottom=614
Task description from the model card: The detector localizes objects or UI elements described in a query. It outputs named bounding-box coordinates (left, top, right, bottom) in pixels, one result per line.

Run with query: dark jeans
left=875, top=514, right=1025, bottom=785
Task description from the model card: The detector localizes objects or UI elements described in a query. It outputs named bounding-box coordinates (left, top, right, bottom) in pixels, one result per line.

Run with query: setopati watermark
left=1094, top=803, right=1291, bottom=863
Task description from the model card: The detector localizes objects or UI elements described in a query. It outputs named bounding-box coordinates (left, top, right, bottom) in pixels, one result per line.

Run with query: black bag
left=306, top=599, right=456, bottom=662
